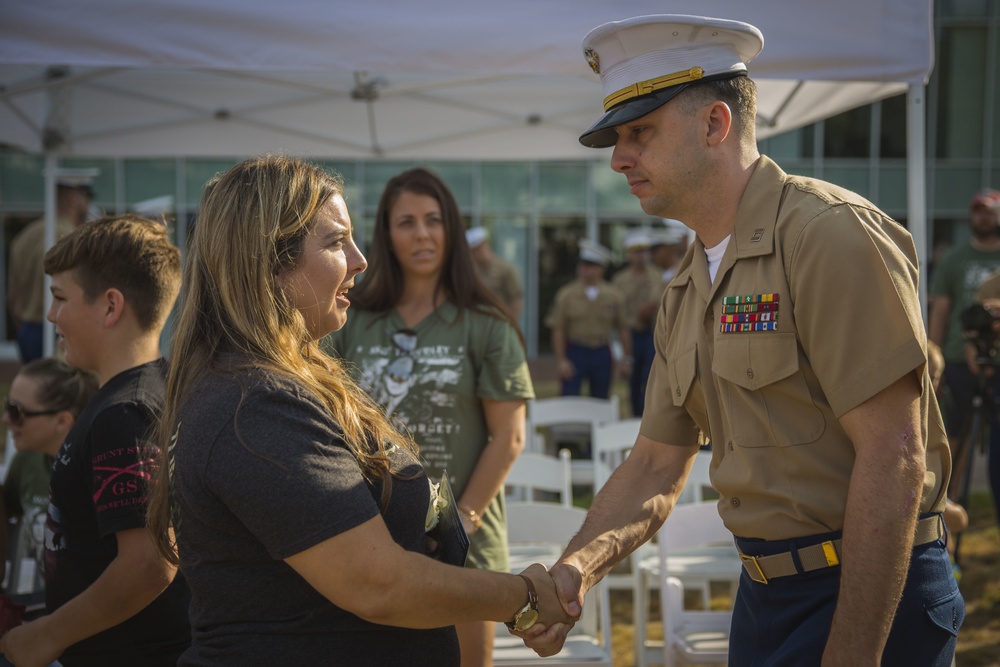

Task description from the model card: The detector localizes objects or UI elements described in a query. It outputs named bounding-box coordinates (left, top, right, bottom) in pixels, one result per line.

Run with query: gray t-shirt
left=170, top=365, right=458, bottom=666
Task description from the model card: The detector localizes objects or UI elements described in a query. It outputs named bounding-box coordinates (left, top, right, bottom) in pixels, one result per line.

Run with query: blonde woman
left=148, top=156, right=568, bottom=666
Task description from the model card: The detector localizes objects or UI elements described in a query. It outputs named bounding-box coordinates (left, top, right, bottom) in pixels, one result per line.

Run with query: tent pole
left=43, top=153, right=57, bottom=358
left=906, top=83, right=928, bottom=325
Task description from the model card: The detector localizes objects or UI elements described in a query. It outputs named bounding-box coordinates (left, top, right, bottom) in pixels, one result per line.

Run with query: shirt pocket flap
left=712, top=332, right=799, bottom=390
left=667, top=344, right=697, bottom=407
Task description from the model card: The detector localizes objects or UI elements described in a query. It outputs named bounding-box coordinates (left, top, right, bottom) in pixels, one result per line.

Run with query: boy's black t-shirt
left=44, top=358, right=191, bottom=667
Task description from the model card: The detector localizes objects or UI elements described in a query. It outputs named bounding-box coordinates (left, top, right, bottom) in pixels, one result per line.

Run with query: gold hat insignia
left=584, top=48, right=600, bottom=74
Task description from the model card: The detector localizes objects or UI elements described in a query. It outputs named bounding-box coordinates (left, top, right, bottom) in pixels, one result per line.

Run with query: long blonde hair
left=149, top=155, right=418, bottom=564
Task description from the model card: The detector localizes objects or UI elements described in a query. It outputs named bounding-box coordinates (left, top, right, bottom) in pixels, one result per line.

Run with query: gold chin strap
left=603, top=66, right=705, bottom=111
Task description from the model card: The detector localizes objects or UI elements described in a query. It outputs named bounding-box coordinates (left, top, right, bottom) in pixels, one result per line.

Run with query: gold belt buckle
left=740, top=553, right=768, bottom=584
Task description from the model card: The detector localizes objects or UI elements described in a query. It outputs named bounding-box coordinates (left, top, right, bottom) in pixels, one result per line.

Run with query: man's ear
left=102, top=288, right=126, bottom=328
left=704, top=101, right=733, bottom=147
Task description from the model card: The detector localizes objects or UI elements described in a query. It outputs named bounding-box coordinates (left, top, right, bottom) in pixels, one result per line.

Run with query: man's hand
left=514, top=561, right=585, bottom=657
left=557, top=358, right=576, bottom=380
left=518, top=563, right=578, bottom=629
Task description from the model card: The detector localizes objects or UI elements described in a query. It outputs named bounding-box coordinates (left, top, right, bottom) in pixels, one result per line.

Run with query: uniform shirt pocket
left=712, top=332, right=825, bottom=448
left=667, top=343, right=697, bottom=407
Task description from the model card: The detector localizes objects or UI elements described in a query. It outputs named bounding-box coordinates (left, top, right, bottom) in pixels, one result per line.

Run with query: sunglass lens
left=5, top=399, right=22, bottom=425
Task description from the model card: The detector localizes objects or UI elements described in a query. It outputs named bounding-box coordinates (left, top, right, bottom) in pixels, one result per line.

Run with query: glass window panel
left=779, top=162, right=814, bottom=179
left=593, top=163, right=645, bottom=215
left=481, top=214, right=530, bottom=328
left=879, top=95, right=908, bottom=159
left=0, top=152, right=45, bottom=209
left=536, top=216, right=586, bottom=354
left=314, top=160, right=359, bottom=211
left=538, top=164, right=587, bottom=212
left=363, top=161, right=414, bottom=210
left=62, top=157, right=116, bottom=212
left=424, top=163, right=474, bottom=211
left=824, top=106, right=871, bottom=158
left=317, top=161, right=355, bottom=183
left=759, top=128, right=809, bottom=160
left=931, top=218, right=966, bottom=259
left=938, top=0, right=991, bottom=18
left=934, top=26, right=987, bottom=158
left=823, top=165, right=870, bottom=199
left=934, top=165, right=983, bottom=210
left=361, top=162, right=472, bottom=214
left=185, top=159, right=238, bottom=207
left=877, top=164, right=908, bottom=213
left=124, top=159, right=176, bottom=208
left=482, top=163, right=530, bottom=212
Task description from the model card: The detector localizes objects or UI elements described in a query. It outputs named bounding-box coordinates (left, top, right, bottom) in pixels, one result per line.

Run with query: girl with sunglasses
left=147, top=156, right=567, bottom=667
left=325, top=167, right=534, bottom=667
left=1, top=358, right=98, bottom=593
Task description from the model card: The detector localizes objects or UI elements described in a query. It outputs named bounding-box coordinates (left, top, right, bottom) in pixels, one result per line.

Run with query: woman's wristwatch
left=506, top=574, right=539, bottom=631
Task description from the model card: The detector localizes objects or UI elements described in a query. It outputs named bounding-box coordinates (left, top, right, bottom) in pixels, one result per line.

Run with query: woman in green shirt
left=326, top=167, right=535, bottom=667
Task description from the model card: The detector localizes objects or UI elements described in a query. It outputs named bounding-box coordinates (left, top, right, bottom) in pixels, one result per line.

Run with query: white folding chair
left=494, top=502, right=613, bottom=667
left=505, top=448, right=573, bottom=507
left=637, top=501, right=741, bottom=667
left=591, top=417, right=640, bottom=492
left=525, top=396, right=620, bottom=488
left=590, top=418, right=650, bottom=595
left=676, top=449, right=715, bottom=505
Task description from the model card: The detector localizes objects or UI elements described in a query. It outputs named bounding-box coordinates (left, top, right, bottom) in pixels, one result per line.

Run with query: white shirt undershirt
left=705, top=235, right=731, bottom=284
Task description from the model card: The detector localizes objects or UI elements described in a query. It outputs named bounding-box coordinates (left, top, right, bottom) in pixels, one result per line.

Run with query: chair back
left=525, top=396, right=620, bottom=489
left=654, top=500, right=739, bottom=667
left=501, top=502, right=612, bottom=655
left=505, top=449, right=573, bottom=506
left=591, top=417, right=641, bottom=491
left=676, top=449, right=716, bottom=505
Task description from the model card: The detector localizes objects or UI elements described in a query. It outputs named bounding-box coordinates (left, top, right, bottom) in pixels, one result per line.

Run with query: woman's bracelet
left=458, top=504, right=483, bottom=530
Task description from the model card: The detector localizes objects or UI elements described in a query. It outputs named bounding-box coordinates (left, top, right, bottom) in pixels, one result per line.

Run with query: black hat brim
left=579, top=71, right=748, bottom=149
left=579, top=84, right=692, bottom=149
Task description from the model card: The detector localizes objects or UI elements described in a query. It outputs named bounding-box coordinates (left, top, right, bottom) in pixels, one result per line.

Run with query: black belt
left=738, top=514, right=943, bottom=584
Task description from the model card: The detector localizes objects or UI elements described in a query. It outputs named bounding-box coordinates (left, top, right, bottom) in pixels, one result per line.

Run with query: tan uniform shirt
left=545, top=279, right=626, bottom=348
left=8, top=216, right=75, bottom=323
left=475, top=257, right=523, bottom=312
left=642, top=156, right=950, bottom=540
left=612, top=264, right=664, bottom=331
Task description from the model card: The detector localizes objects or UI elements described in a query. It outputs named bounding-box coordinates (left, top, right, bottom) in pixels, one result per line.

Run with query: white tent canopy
left=0, top=0, right=934, bottom=356
left=0, top=0, right=933, bottom=160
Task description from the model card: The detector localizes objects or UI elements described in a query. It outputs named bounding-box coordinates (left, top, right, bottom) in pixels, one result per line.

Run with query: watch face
left=514, top=608, right=539, bottom=632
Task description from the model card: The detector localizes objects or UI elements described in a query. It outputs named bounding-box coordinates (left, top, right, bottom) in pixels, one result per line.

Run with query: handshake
left=510, top=561, right=588, bottom=658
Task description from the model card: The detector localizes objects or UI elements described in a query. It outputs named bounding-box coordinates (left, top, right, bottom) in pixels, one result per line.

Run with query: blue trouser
left=730, top=517, right=963, bottom=667
left=561, top=342, right=612, bottom=399
left=15, top=321, right=43, bottom=363
left=629, top=328, right=654, bottom=417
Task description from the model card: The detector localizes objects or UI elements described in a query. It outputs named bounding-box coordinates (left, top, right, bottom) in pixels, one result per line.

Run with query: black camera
left=961, top=303, right=1000, bottom=361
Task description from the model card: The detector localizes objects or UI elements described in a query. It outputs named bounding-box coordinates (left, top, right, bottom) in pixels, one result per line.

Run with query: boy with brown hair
left=0, top=214, right=190, bottom=666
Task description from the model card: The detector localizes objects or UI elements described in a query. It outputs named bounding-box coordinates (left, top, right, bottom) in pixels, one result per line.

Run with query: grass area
left=952, top=491, right=1000, bottom=667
